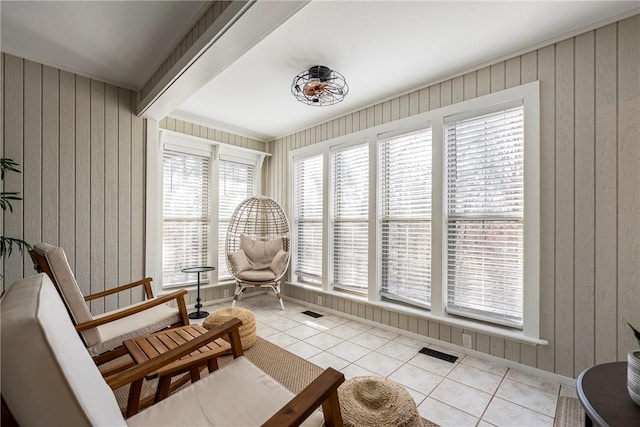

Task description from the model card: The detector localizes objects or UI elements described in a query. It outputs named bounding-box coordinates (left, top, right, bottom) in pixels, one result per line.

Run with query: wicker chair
left=226, top=196, right=290, bottom=309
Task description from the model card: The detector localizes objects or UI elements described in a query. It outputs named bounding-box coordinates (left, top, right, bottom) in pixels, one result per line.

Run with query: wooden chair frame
left=30, top=249, right=190, bottom=366
left=105, top=319, right=345, bottom=426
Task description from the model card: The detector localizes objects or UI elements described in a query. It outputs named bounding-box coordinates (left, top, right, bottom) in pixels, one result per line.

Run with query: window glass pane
left=446, top=106, right=524, bottom=327
left=294, top=155, right=323, bottom=284
left=332, top=143, right=368, bottom=292
left=447, top=221, right=523, bottom=324
left=162, top=151, right=210, bottom=286
left=219, top=159, right=254, bottom=278
left=380, top=128, right=432, bottom=306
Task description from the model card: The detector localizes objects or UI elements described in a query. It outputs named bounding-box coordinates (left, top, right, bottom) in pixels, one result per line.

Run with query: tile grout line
left=250, top=296, right=565, bottom=425
left=476, top=367, right=510, bottom=425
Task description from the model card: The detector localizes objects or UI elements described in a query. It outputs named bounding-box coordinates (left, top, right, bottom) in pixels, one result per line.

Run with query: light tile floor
left=201, top=295, right=577, bottom=427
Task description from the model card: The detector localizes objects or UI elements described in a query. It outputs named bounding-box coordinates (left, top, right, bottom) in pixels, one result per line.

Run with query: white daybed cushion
left=1, top=274, right=126, bottom=427
left=127, top=356, right=324, bottom=427
left=88, top=301, right=181, bottom=357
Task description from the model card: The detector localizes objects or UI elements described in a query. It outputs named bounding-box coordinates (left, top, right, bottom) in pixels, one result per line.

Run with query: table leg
left=195, top=272, right=201, bottom=313
left=190, top=366, right=201, bottom=383
left=188, top=271, right=209, bottom=319
left=208, top=357, right=219, bottom=373
left=155, top=376, right=172, bottom=403
left=126, top=378, right=143, bottom=417
left=585, top=414, right=593, bottom=427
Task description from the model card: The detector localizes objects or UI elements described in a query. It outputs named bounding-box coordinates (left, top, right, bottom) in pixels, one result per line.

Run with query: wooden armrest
left=105, top=318, right=243, bottom=390
left=262, top=368, right=345, bottom=427
left=84, top=277, right=154, bottom=301
left=75, top=289, right=188, bottom=332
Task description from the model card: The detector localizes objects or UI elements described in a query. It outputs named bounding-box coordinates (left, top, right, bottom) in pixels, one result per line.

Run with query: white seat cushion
left=127, top=356, right=324, bottom=427
left=88, top=301, right=181, bottom=357
left=1, top=274, right=126, bottom=427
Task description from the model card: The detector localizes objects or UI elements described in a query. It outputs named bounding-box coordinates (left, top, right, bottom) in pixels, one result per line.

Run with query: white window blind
left=294, top=155, right=323, bottom=285
left=218, top=159, right=255, bottom=278
left=379, top=128, right=432, bottom=306
left=162, top=150, right=210, bottom=286
left=332, top=143, right=369, bottom=293
left=446, top=105, right=525, bottom=327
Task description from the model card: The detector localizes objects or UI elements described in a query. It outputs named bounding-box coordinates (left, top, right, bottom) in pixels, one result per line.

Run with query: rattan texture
left=203, top=307, right=257, bottom=350
left=225, top=196, right=291, bottom=285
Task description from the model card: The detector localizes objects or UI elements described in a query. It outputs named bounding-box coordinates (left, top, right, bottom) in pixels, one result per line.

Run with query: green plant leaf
left=0, top=158, right=21, bottom=180
left=1, top=192, right=22, bottom=213
left=0, top=237, right=31, bottom=258
left=629, top=322, right=640, bottom=347
left=1, top=158, right=30, bottom=261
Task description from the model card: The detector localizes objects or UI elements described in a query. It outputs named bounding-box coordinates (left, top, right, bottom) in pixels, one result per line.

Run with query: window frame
left=161, top=145, right=213, bottom=288
left=444, top=101, right=527, bottom=329
left=288, top=81, right=540, bottom=340
left=217, top=154, right=258, bottom=281
left=329, top=138, right=371, bottom=295
left=147, top=128, right=267, bottom=291
left=292, top=154, right=325, bottom=285
left=377, top=125, right=433, bottom=309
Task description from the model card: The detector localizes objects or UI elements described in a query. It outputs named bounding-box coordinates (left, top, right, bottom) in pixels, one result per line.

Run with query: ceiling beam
left=138, top=0, right=309, bottom=120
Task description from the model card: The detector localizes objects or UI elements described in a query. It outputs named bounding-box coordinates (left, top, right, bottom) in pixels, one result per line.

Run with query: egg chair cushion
left=229, top=249, right=252, bottom=274
left=270, top=249, right=288, bottom=275
left=237, top=269, right=277, bottom=282
left=239, top=234, right=284, bottom=270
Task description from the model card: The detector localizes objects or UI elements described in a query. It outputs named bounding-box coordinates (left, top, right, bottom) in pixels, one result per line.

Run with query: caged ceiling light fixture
left=291, top=65, right=349, bottom=106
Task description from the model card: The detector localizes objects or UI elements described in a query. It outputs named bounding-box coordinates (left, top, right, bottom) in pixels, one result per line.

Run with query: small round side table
left=181, top=266, right=215, bottom=319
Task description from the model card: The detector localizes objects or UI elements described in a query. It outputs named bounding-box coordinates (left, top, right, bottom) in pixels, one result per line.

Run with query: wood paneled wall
left=160, top=117, right=266, bottom=152
left=1, top=53, right=146, bottom=314
left=266, top=15, right=640, bottom=378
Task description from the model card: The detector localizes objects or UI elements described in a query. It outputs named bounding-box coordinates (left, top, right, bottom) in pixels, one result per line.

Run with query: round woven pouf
left=202, top=307, right=257, bottom=350
left=338, top=376, right=423, bottom=427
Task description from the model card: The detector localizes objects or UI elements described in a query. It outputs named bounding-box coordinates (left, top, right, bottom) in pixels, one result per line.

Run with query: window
left=332, top=142, right=369, bottom=293
left=162, top=150, right=210, bottom=286
left=445, top=105, right=525, bottom=327
left=218, top=158, right=255, bottom=279
left=293, top=155, right=323, bottom=285
left=153, top=130, right=266, bottom=290
left=289, top=82, right=539, bottom=338
left=379, top=128, right=432, bottom=306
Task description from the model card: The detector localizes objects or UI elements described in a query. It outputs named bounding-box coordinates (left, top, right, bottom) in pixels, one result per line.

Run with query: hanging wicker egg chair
left=226, top=196, right=290, bottom=309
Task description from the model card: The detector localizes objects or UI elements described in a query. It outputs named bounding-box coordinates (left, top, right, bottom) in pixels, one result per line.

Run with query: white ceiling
left=174, top=0, right=638, bottom=141
left=0, top=1, right=206, bottom=89
left=1, top=1, right=638, bottom=141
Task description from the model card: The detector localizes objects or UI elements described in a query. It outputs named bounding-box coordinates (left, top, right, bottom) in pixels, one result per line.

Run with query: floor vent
left=302, top=310, right=323, bottom=318
left=418, top=347, right=458, bottom=363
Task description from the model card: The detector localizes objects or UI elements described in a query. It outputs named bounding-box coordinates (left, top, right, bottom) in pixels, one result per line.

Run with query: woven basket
left=338, top=376, right=423, bottom=427
left=203, top=307, right=257, bottom=350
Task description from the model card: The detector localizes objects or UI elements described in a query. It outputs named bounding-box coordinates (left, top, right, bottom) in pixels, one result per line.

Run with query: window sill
left=286, top=281, right=548, bottom=346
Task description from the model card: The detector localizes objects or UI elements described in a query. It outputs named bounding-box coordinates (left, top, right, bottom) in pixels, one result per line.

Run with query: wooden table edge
left=123, top=325, right=232, bottom=380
